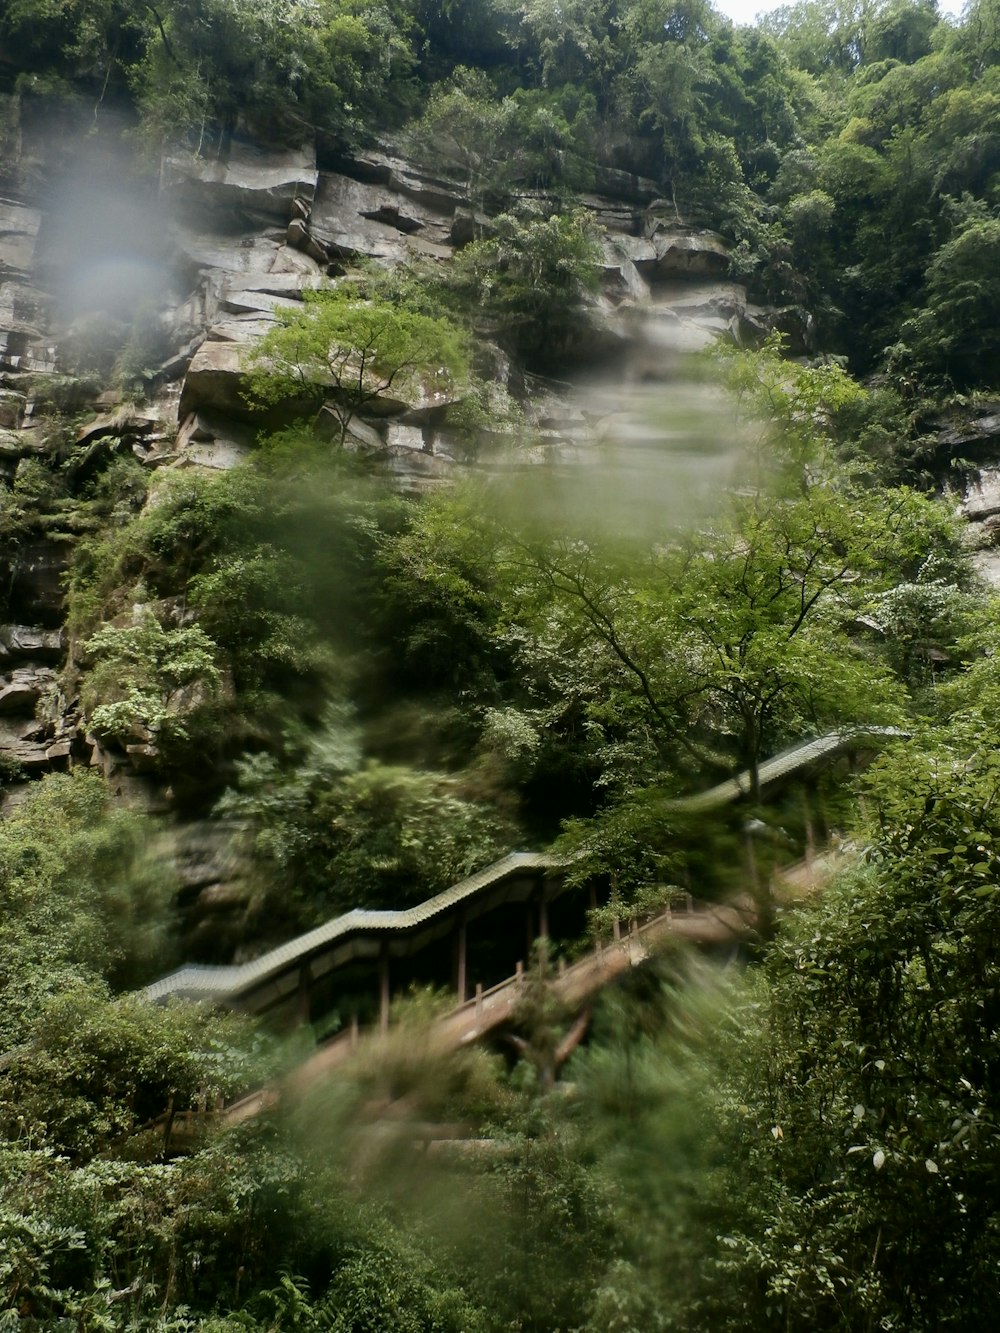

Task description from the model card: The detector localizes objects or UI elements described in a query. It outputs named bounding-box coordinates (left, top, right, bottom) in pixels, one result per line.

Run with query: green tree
left=0, top=981, right=257, bottom=1160
left=0, top=770, right=176, bottom=999
left=702, top=729, right=1000, bottom=1329
left=501, top=343, right=955, bottom=801
left=81, top=612, right=222, bottom=753
left=246, top=285, right=470, bottom=446
left=902, top=217, right=1000, bottom=388
left=448, top=209, right=601, bottom=365
left=220, top=711, right=515, bottom=927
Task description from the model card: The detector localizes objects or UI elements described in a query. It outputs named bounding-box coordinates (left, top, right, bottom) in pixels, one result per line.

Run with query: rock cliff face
left=0, top=114, right=772, bottom=920
left=6, top=116, right=997, bottom=942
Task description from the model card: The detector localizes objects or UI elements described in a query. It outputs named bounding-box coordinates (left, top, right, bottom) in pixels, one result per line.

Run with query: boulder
left=645, top=229, right=730, bottom=279
left=0, top=666, right=56, bottom=714
left=178, top=341, right=250, bottom=420
left=960, top=465, right=1000, bottom=523
left=218, top=284, right=305, bottom=318
left=0, top=200, right=41, bottom=278
left=385, top=422, right=430, bottom=453
left=643, top=280, right=769, bottom=351
left=175, top=410, right=254, bottom=470
left=125, top=741, right=160, bottom=772
left=330, top=144, right=467, bottom=214
left=306, top=170, right=453, bottom=264
left=161, top=141, right=318, bottom=227
left=170, top=226, right=290, bottom=276
left=0, top=716, right=57, bottom=772
left=206, top=315, right=279, bottom=344
left=0, top=389, right=26, bottom=428
left=624, top=299, right=717, bottom=364
left=656, top=280, right=749, bottom=323
left=932, top=402, right=1000, bottom=465
left=611, top=234, right=658, bottom=269
left=334, top=412, right=384, bottom=450
left=0, top=426, right=46, bottom=480
left=270, top=244, right=324, bottom=277
left=0, top=624, right=64, bottom=661
left=600, top=238, right=650, bottom=304
left=451, top=208, right=495, bottom=248
left=75, top=409, right=159, bottom=447
left=220, top=271, right=321, bottom=303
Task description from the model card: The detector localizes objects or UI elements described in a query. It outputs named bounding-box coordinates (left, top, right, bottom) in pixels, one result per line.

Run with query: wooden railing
left=150, top=850, right=850, bottom=1148
left=156, top=890, right=773, bottom=1144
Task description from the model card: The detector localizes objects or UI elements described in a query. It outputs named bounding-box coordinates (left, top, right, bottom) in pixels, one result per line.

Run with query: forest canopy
left=4, top=0, right=1000, bottom=1329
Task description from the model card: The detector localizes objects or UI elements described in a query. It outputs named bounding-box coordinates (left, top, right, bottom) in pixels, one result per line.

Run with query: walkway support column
left=379, top=942, right=390, bottom=1033
left=455, top=913, right=468, bottom=1004
left=296, top=960, right=312, bottom=1026
left=802, top=783, right=816, bottom=865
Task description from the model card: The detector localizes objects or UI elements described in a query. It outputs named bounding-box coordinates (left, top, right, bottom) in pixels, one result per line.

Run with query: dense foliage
left=6, top=0, right=1000, bottom=1328
left=6, top=0, right=1000, bottom=433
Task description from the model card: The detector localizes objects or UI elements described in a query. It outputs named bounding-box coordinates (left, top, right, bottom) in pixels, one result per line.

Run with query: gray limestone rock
left=206, top=315, right=279, bottom=344
left=0, top=200, right=41, bottom=278
left=178, top=341, right=250, bottom=419
left=0, top=666, right=56, bottom=715
left=161, top=141, right=318, bottom=227
left=600, top=238, right=651, bottom=304
left=450, top=208, right=495, bottom=248
left=0, top=715, right=60, bottom=772
left=962, top=467, right=1000, bottom=523
left=7, top=540, right=70, bottom=625
left=173, top=820, right=247, bottom=893
left=0, top=624, right=64, bottom=661
left=934, top=403, right=1000, bottom=463
left=333, top=144, right=467, bottom=214
left=335, top=413, right=385, bottom=450
left=0, top=389, right=26, bottom=428
left=648, top=229, right=730, bottom=279
left=306, top=170, right=452, bottom=265
left=385, top=422, right=430, bottom=453
left=170, top=226, right=289, bottom=275
left=175, top=410, right=254, bottom=470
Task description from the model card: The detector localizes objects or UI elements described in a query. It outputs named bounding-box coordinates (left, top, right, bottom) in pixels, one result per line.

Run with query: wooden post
left=475, top=981, right=483, bottom=1020
left=455, top=913, right=468, bottom=1004
left=850, top=750, right=869, bottom=820
left=516, top=959, right=524, bottom=986
left=743, top=824, right=761, bottom=909
left=379, top=942, right=390, bottom=1033
left=802, top=783, right=816, bottom=865
left=538, top=881, right=549, bottom=941
left=296, top=959, right=312, bottom=1026
left=350, top=1011, right=359, bottom=1048
left=612, top=915, right=621, bottom=943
